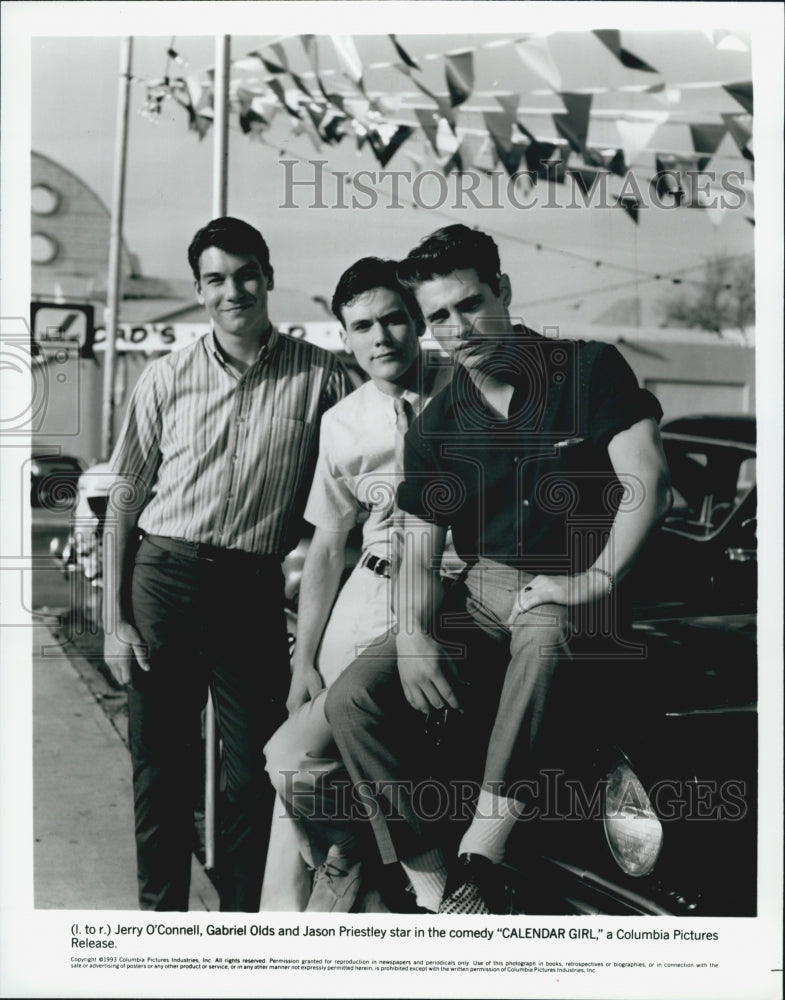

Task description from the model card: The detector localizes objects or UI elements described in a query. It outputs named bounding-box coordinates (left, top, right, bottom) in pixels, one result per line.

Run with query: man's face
left=339, top=286, right=421, bottom=389
left=413, top=268, right=512, bottom=371
left=195, top=247, right=273, bottom=339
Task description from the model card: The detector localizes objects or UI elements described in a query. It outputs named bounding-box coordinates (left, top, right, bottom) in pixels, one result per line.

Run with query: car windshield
left=663, top=437, right=755, bottom=536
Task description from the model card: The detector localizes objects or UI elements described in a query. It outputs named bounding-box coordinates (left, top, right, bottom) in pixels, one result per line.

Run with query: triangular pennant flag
left=721, top=113, right=754, bottom=161
left=652, top=153, right=709, bottom=205
left=389, top=34, right=420, bottom=70
left=234, top=87, right=254, bottom=114
left=525, top=140, right=557, bottom=177
left=270, top=42, right=292, bottom=73
left=615, top=115, right=667, bottom=160
left=607, top=148, right=627, bottom=177
left=582, top=147, right=626, bottom=176
left=304, top=102, right=327, bottom=134
left=332, top=35, right=364, bottom=86
left=483, top=110, right=515, bottom=153
left=444, top=51, right=474, bottom=107
left=723, top=81, right=753, bottom=114
left=689, top=123, right=728, bottom=155
left=593, top=30, right=659, bottom=73
left=367, top=124, right=414, bottom=167
left=514, top=35, right=562, bottom=90
left=553, top=92, right=592, bottom=154
left=268, top=78, right=301, bottom=118
left=322, top=110, right=349, bottom=144
left=439, top=148, right=463, bottom=177
left=290, top=73, right=314, bottom=99
left=490, top=136, right=525, bottom=177
left=398, top=64, right=456, bottom=129
left=415, top=107, right=441, bottom=155
left=516, top=120, right=537, bottom=143
left=259, top=53, right=286, bottom=74
left=455, top=133, right=487, bottom=172
left=496, top=94, right=520, bottom=118
left=569, top=166, right=605, bottom=197
left=239, top=108, right=268, bottom=136
left=525, top=140, right=568, bottom=182
left=300, top=35, right=319, bottom=73
left=616, top=194, right=640, bottom=223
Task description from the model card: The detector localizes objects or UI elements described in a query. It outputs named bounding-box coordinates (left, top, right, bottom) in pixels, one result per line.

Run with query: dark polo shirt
left=397, top=330, right=662, bottom=574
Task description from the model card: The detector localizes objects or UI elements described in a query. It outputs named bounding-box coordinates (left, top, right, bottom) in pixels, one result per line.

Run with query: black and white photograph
left=1, top=2, right=782, bottom=997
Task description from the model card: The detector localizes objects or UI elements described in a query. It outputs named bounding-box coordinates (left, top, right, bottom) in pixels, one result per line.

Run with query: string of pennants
left=137, top=32, right=754, bottom=225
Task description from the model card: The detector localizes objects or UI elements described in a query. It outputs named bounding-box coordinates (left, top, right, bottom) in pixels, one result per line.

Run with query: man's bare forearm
left=103, top=482, right=145, bottom=631
left=397, top=519, right=447, bottom=638
left=290, top=529, right=348, bottom=670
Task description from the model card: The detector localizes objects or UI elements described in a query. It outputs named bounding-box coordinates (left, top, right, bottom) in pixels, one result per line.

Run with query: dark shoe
left=305, top=857, right=362, bottom=913
left=438, top=854, right=511, bottom=915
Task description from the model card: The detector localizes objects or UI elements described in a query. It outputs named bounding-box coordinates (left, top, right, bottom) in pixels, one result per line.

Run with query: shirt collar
left=367, top=350, right=446, bottom=417
left=205, top=325, right=280, bottom=373
left=444, top=326, right=541, bottom=419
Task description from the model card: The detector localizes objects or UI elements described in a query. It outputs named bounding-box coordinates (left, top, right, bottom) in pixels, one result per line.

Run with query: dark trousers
left=325, top=560, right=574, bottom=865
left=128, top=536, right=289, bottom=911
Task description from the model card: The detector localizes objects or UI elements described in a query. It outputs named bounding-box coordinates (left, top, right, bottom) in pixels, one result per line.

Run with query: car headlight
left=604, top=760, right=663, bottom=877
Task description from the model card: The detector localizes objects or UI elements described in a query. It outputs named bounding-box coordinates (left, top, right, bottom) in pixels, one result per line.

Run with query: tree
left=660, top=256, right=755, bottom=338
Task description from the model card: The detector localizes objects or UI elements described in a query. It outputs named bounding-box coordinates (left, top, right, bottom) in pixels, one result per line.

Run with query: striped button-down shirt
left=110, top=329, right=352, bottom=557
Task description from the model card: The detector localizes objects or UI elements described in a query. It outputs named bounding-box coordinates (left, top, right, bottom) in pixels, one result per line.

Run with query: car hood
left=629, top=611, right=756, bottom=716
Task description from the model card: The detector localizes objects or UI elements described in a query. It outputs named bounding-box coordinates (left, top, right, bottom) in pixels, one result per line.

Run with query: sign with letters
left=30, top=301, right=95, bottom=357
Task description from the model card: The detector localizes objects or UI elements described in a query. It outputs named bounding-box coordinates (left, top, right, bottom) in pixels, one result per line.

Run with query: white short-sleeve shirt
left=303, top=353, right=451, bottom=560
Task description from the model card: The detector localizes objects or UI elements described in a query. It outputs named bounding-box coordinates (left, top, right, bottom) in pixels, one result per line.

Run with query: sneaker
left=438, top=854, right=511, bottom=915
left=305, top=857, right=362, bottom=913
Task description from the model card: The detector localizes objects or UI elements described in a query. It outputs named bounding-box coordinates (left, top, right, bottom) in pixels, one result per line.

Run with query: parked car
left=31, top=451, right=84, bottom=509
left=500, top=414, right=757, bottom=916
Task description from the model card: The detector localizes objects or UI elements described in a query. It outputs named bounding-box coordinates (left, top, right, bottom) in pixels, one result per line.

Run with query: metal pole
left=100, top=36, right=133, bottom=461
left=204, top=34, right=231, bottom=874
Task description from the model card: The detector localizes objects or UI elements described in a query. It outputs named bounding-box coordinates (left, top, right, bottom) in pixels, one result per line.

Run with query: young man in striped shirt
left=104, top=217, right=352, bottom=911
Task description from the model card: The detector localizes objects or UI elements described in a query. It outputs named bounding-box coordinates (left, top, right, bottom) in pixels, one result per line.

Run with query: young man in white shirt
left=263, top=257, right=453, bottom=912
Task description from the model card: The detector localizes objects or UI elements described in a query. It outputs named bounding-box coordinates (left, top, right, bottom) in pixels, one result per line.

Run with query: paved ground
left=32, top=624, right=219, bottom=911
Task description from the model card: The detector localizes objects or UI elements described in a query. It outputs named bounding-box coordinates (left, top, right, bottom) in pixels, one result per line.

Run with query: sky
left=24, top=13, right=765, bottom=331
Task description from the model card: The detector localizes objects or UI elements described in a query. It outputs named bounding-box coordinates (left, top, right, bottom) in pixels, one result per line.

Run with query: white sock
left=458, top=788, right=525, bottom=865
left=400, top=848, right=449, bottom=912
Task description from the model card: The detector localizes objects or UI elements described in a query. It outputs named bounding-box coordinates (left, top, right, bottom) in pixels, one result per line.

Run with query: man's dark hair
left=331, top=256, right=424, bottom=332
left=397, top=224, right=502, bottom=295
left=188, top=216, right=273, bottom=283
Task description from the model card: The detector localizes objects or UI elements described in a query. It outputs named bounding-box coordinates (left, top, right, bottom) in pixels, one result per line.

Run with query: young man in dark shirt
left=324, top=224, right=672, bottom=914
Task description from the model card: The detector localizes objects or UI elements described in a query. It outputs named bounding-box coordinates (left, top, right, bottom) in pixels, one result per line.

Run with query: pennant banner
left=615, top=114, right=669, bottom=160
left=332, top=35, right=364, bottom=86
left=389, top=34, right=420, bottom=71
left=721, top=113, right=754, bottom=161
left=444, top=51, right=474, bottom=108
left=689, top=123, right=728, bottom=155
left=593, top=30, right=659, bottom=73
left=414, top=107, right=441, bottom=155
left=367, top=124, right=414, bottom=167
left=723, top=81, right=753, bottom=114
left=513, top=35, right=562, bottom=90
left=553, top=92, right=593, bottom=153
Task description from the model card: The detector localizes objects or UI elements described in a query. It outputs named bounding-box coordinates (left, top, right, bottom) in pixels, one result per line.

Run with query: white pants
left=260, top=562, right=393, bottom=911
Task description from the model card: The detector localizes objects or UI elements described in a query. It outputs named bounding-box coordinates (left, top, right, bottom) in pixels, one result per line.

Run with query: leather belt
left=359, top=551, right=391, bottom=578
left=142, top=533, right=278, bottom=568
